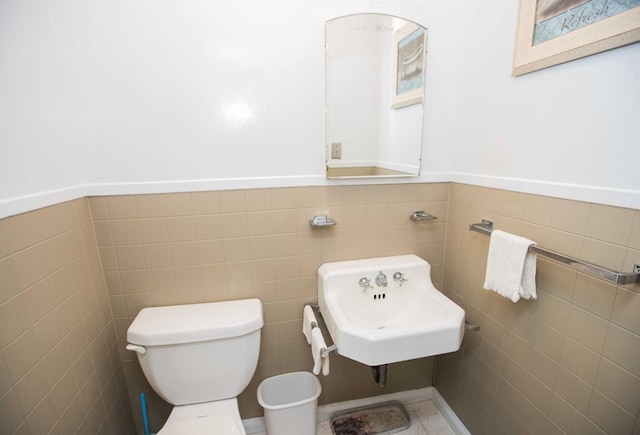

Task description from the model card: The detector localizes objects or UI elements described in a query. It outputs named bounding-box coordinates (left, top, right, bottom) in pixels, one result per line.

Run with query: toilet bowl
left=159, top=400, right=245, bottom=435
left=126, top=299, right=263, bottom=434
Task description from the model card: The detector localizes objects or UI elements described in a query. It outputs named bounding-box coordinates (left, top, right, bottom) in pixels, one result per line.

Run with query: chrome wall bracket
left=410, top=211, right=437, bottom=221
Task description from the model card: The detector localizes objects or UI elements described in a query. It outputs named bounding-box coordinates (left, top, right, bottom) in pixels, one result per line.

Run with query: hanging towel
left=311, top=327, right=330, bottom=375
left=483, top=229, right=537, bottom=302
left=302, top=305, right=317, bottom=344
left=321, top=345, right=330, bottom=376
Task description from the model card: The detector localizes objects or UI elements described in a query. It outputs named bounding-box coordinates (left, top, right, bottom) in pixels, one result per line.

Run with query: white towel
left=302, top=305, right=317, bottom=344
left=483, top=229, right=537, bottom=302
left=321, top=346, right=330, bottom=376
left=310, top=327, right=331, bottom=376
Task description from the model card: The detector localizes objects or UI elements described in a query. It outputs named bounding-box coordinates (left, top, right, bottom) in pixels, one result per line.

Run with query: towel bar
left=470, top=220, right=640, bottom=285
left=305, top=303, right=338, bottom=357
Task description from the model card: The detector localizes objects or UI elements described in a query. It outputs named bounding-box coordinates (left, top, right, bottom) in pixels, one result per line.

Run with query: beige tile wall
left=4, top=182, right=637, bottom=435
left=89, top=183, right=449, bottom=433
left=0, top=199, right=134, bottom=435
left=437, top=184, right=640, bottom=435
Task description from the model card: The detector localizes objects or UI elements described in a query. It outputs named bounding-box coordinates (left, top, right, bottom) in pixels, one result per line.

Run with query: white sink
left=318, top=255, right=465, bottom=366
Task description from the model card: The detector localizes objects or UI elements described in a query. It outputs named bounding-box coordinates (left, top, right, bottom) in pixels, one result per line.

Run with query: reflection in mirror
left=325, top=14, right=428, bottom=178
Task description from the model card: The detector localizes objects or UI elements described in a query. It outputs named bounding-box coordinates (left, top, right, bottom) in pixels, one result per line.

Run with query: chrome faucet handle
left=375, top=271, right=388, bottom=287
left=358, top=277, right=373, bottom=291
left=393, top=272, right=409, bottom=286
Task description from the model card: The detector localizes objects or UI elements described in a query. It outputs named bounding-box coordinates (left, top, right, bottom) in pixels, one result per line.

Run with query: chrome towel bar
left=304, top=303, right=338, bottom=357
left=470, top=220, right=640, bottom=285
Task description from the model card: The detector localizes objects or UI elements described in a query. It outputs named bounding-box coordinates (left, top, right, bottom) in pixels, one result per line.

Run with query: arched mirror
left=325, top=14, right=428, bottom=178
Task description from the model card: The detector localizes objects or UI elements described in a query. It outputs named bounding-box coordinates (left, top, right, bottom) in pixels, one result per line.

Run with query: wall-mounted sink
left=318, top=255, right=465, bottom=367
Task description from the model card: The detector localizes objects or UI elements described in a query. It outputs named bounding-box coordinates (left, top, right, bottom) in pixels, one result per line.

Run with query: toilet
left=126, top=298, right=263, bottom=435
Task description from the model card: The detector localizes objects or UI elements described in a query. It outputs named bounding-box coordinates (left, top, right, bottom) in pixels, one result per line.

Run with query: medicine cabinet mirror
left=325, top=14, right=428, bottom=178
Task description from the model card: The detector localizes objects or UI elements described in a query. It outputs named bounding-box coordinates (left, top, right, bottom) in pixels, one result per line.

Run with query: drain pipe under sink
left=371, top=364, right=388, bottom=386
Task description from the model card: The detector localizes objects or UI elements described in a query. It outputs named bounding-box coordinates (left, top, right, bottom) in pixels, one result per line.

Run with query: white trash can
left=257, top=371, right=322, bottom=435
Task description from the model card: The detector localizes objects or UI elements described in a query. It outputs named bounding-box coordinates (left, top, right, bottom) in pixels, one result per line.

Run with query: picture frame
left=513, top=0, right=640, bottom=76
left=391, top=22, right=427, bottom=109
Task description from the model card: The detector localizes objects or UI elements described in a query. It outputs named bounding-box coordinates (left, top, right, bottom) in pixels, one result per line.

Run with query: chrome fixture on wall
left=465, top=321, right=480, bottom=332
left=470, top=220, right=640, bottom=285
left=410, top=211, right=437, bottom=221
left=309, top=215, right=337, bottom=227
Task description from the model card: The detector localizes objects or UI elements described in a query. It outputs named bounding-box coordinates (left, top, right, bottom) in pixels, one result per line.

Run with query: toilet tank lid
left=127, top=298, right=263, bottom=346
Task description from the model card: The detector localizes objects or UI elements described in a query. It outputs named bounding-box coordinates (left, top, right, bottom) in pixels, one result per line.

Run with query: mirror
left=325, top=14, right=428, bottom=178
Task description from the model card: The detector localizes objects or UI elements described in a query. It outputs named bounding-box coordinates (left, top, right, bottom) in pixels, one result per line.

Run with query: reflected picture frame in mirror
left=325, top=14, right=428, bottom=179
left=392, top=21, right=428, bottom=109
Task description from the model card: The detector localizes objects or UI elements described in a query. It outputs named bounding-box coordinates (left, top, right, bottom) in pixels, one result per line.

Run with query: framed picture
left=392, top=22, right=428, bottom=109
left=513, top=0, right=640, bottom=76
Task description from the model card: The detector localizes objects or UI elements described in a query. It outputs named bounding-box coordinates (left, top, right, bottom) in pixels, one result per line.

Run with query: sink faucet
left=359, top=277, right=373, bottom=291
left=393, top=272, right=409, bottom=286
left=375, top=271, right=387, bottom=287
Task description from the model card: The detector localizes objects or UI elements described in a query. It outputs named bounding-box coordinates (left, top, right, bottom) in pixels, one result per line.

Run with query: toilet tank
left=127, top=299, right=263, bottom=406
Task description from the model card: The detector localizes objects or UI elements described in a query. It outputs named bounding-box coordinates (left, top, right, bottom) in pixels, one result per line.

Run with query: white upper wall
left=0, top=0, right=88, bottom=215
left=448, top=2, right=640, bottom=209
left=1, top=0, right=638, bottom=218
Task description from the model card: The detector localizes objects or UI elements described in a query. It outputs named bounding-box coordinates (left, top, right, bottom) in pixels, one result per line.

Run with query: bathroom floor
left=250, top=396, right=457, bottom=435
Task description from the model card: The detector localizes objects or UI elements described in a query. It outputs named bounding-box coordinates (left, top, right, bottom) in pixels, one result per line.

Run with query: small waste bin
left=257, top=371, right=322, bottom=435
